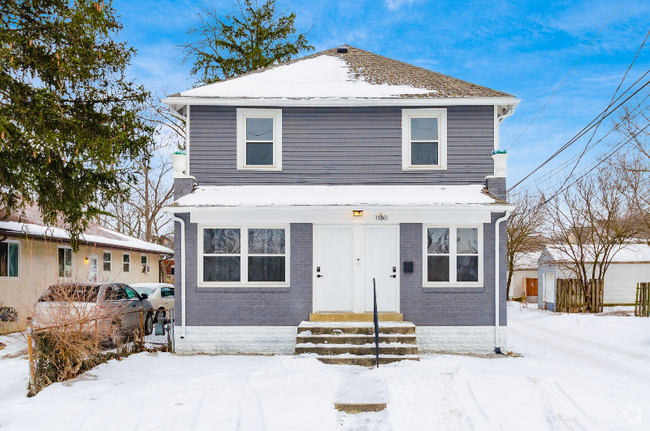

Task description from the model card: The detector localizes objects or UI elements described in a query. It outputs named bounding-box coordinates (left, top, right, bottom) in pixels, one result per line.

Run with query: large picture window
left=425, top=226, right=481, bottom=286
left=0, top=241, right=19, bottom=278
left=201, top=227, right=288, bottom=286
left=402, top=108, right=447, bottom=170
left=236, top=109, right=282, bottom=170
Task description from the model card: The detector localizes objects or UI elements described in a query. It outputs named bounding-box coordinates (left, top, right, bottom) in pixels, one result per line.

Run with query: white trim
left=140, top=253, right=149, bottom=272
left=402, top=108, right=447, bottom=171
left=422, top=224, right=484, bottom=288
left=493, top=105, right=499, bottom=151
left=0, top=239, right=20, bottom=279
left=236, top=108, right=282, bottom=171
left=186, top=104, right=191, bottom=176
left=163, top=97, right=520, bottom=110
left=198, top=225, right=290, bottom=288
left=122, top=252, right=131, bottom=273
left=102, top=250, right=112, bottom=272
left=57, top=246, right=73, bottom=279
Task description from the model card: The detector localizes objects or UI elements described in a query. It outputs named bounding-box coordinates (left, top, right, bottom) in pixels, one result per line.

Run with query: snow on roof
left=0, top=221, right=173, bottom=255
left=170, top=185, right=504, bottom=208
left=543, top=244, right=650, bottom=264
left=180, top=55, right=431, bottom=100
left=174, top=46, right=514, bottom=101
left=513, top=251, right=542, bottom=270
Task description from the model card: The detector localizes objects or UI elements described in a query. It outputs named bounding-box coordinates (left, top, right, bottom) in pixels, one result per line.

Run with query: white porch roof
left=170, top=185, right=507, bottom=209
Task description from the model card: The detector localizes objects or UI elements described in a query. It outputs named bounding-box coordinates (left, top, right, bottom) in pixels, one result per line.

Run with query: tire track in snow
left=525, top=376, right=590, bottom=431
left=230, top=374, right=266, bottom=431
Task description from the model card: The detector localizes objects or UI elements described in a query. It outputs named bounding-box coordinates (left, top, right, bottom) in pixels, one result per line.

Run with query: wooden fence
left=555, top=279, right=604, bottom=313
left=635, top=283, right=650, bottom=317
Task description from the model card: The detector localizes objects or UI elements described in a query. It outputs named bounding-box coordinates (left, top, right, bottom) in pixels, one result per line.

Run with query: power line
left=507, top=74, right=650, bottom=193
left=504, top=3, right=621, bottom=150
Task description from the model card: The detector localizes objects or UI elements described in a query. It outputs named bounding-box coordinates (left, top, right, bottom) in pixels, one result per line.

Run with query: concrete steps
left=297, top=320, right=419, bottom=366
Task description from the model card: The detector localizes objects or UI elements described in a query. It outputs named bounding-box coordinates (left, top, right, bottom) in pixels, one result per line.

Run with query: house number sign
left=375, top=213, right=389, bottom=221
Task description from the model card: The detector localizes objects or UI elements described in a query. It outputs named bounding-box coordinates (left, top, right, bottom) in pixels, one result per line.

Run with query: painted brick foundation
left=175, top=326, right=297, bottom=355
left=416, top=326, right=507, bottom=354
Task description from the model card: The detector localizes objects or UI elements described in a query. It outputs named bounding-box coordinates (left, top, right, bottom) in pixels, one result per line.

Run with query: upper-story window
left=402, top=108, right=447, bottom=171
left=236, top=108, right=282, bottom=171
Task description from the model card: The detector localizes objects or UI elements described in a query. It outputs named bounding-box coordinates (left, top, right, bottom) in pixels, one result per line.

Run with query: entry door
left=89, top=254, right=98, bottom=282
left=544, top=273, right=555, bottom=304
left=363, top=227, right=399, bottom=312
left=314, top=227, right=354, bottom=312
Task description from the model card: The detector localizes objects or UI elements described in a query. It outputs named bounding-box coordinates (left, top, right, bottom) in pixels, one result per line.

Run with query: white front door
left=363, top=227, right=399, bottom=312
left=314, top=226, right=354, bottom=312
left=544, top=272, right=555, bottom=304
left=89, top=254, right=98, bottom=282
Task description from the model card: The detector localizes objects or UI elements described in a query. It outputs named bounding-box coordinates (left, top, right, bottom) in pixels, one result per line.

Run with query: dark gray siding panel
left=174, top=221, right=312, bottom=326
left=189, top=106, right=494, bottom=185
left=400, top=213, right=507, bottom=326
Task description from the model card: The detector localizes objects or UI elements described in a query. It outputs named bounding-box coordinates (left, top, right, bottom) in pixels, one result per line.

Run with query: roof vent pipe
left=337, top=46, right=348, bottom=53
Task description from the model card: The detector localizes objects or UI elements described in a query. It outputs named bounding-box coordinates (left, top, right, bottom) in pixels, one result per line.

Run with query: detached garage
left=538, top=244, right=650, bottom=310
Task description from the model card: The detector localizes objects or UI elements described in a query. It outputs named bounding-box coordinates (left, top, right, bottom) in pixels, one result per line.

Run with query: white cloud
left=385, top=0, right=416, bottom=11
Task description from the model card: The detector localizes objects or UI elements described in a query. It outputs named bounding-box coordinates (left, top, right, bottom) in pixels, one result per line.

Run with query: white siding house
left=537, top=244, right=650, bottom=310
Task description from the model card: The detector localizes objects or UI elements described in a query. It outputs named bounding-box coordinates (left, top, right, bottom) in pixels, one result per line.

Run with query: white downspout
left=494, top=211, right=511, bottom=352
left=172, top=215, right=186, bottom=338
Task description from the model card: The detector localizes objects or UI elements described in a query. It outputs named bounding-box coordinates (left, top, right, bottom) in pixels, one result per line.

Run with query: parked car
left=130, top=283, right=174, bottom=323
left=33, top=282, right=154, bottom=345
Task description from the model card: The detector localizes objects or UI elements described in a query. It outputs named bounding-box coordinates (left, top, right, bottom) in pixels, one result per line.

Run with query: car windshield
left=39, top=284, right=101, bottom=303
left=133, top=287, right=155, bottom=296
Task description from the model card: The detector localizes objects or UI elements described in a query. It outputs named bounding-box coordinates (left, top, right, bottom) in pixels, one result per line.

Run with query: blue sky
left=113, top=0, right=650, bottom=192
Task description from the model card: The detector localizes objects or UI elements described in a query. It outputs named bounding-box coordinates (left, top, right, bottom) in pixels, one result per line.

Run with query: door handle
left=390, top=275, right=396, bottom=278
left=317, top=274, right=324, bottom=278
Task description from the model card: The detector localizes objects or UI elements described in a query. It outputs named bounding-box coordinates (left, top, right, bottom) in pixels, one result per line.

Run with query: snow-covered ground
left=1, top=304, right=649, bottom=430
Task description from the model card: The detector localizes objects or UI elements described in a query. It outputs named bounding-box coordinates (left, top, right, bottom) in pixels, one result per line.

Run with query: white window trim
left=236, top=108, right=282, bottom=171
left=198, top=225, right=290, bottom=288
left=122, top=252, right=131, bottom=273
left=102, top=250, right=112, bottom=272
left=422, top=224, right=483, bottom=287
left=402, top=108, right=448, bottom=171
left=0, top=240, right=20, bottom=279
left=58, top=246, right=73, bottom=279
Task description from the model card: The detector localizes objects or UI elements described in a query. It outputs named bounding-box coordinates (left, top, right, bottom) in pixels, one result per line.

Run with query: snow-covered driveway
left=1, top=304, right=649, bottom=430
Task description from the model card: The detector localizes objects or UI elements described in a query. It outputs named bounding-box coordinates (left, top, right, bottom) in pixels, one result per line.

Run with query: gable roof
left=0, top=206, right=173, bottom=255
left=513, top=251, right=542, bottom=271
left=170, top=45, right=514, bottom=102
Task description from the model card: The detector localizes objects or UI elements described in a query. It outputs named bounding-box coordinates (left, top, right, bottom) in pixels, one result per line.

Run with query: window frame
left=102, top=251, right=112, bottom=272
left=236, top=108, right=282, bottom=171
left=140, top=254, right=148, bottom=272
left=58, top=246, right=73, bottom=279
left=198, top=225, right=290, bottom=288
left=122, top=253, right=131, bottom=273
left=402, top=108, right=448, bottom=171
left=422, top=224, right=483, bottom=287
left=0, top=240, right=20, bottom=278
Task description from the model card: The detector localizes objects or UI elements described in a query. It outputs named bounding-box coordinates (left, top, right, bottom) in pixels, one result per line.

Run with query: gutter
left=494, top=210, right=511, bottom=353
left=171, top=216, right=186, bottom=338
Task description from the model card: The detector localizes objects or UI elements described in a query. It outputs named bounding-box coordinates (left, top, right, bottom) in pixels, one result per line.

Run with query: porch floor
left=309, top=312, right=403, bottom=322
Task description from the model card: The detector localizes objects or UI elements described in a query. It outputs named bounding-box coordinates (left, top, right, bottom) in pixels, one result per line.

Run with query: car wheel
left=144, top=313, right=154, bottom=336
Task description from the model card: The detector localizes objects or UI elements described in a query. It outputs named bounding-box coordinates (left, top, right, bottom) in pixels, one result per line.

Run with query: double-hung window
left=201, top=227, right=288, bottom=286
left=0, top=241, right=19, bottom=278
left=425, top=226, right=482, bottom=286
left=103, top=251, right=112, bottom=272
left=402, top=108, right=447, bottom=170
left=122, top=253, right=131, bottom=273
left=58, top=247, right=72, bottom=278
left=236, top=109, right=282, bottom=170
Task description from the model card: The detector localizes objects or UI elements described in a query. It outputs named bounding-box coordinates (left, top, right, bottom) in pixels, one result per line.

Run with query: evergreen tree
left=0, top=0, right=153, bottom=249
left=181, top=0, right=313, bottom=85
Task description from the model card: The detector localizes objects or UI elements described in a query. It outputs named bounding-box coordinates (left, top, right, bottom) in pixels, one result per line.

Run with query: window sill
left=197, top=285, right=290, bottom=293
left=402, top=166, right=447, bottom=171
left=237, top=166, right=282, bottom=171
left=422, top=286, right=485, bottom=293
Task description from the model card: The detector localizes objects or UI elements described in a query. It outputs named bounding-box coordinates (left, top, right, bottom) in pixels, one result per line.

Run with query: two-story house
left=164, top=46, right=517, bottom=362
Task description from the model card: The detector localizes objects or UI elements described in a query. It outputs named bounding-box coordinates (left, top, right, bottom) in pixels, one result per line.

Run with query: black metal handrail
left=373, top=278, right=380, bottom=368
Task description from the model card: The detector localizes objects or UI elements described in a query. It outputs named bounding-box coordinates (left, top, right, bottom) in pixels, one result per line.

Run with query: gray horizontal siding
left=188, top=106, right=495, bottom=185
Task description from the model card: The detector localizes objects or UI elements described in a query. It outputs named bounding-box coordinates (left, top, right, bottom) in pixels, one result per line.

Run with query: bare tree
left=506, top=191, right=546, bottom=299
left=546, top=170, right=639, bottom=311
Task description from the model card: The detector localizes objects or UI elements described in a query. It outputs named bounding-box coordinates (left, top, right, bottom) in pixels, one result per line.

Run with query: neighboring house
left=164, top=45, right=518, bottom=356
left=508, top=251, right=541, bottom=300
left=538, top=244, right=650, bottom=311
left=0, top=207, right=173, bottom=334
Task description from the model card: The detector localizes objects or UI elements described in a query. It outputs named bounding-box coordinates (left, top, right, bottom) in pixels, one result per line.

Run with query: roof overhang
left=162, top=96, right=520, bottom=112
